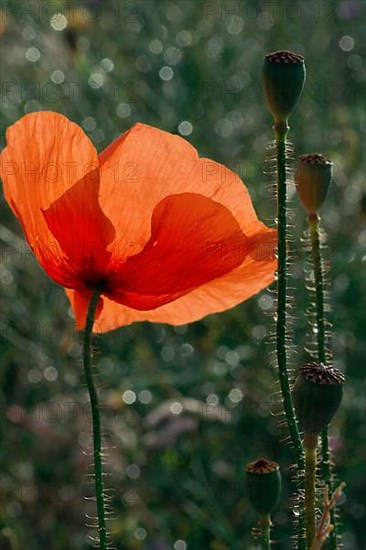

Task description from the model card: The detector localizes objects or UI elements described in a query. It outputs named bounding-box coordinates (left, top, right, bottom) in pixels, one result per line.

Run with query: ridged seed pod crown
left=295, top=154, right=333, bottom=214
left=245, top=458, right=281, bottom=515
left=292, top=362, right=345, bottom=435
left=262, top=50, right=306, bottom=122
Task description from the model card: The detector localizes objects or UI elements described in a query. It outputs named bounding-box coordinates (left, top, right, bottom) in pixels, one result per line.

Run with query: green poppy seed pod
left=245, top=458, right=281, bottom=515
left=262, top=50, right=306, bottom=123
left=292, top=362, right=345, bottom=436
left=0, top=527, right=19, bottom=550
left=295, top=154, right=333, bottom=213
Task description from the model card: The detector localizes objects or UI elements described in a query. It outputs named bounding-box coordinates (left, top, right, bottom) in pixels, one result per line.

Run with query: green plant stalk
left=83, top=289, right=107, bottom=549
left=298, top=501, right=307, bottom=550
left=308, top=214, right=336, bottom=548
left=258, top=515, right=271, bottom=550
left=304, top=434, right=318, bottom=547
left=308, top=215, right=326, bottom=366
left=274, top=121, right=304, bottom=472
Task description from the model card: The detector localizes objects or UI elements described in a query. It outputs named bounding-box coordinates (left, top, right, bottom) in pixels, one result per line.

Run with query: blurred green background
left=0, top=1, right=365, bottom=548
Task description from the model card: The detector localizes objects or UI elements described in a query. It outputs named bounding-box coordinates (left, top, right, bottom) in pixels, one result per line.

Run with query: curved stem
left=274, top=122, right=304, bottom=471
left=83, top=289, right=107, bottom=549
left=308, top=214, right=336, bottom=548
left=258, top=515, right=271, bottom=550
left=304, top=434, right=318, bottom=548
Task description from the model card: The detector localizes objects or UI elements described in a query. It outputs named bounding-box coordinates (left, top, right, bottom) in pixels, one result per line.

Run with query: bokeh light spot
left=134, top=527, right=147, bottom=540
left=44, top=366, right=58, bottom=382
left=170, top=402, right=183, bottom=415
left=25, top=47, right=40, bottom=62
left=100, top=58, right=114, bottom=73
left=51, top=70, right=65, bottom=84
left=159, top=66, right=174, bottom=81
left=149, top=39, right=163, bottom=54
left=228, top=388, right=243, bottom=403
left=178, top=121, right=193, bottom=136
left=339, top=35, right=355, bottom=51
left=123, top=390, right=136, bottom=405
left=50, top=14, right=67, bottom=31
left=82, top=116, right=97, bottom=132
left=116, top=103, right=132, bottom=118
left=138, top=390, right=152, bottom=404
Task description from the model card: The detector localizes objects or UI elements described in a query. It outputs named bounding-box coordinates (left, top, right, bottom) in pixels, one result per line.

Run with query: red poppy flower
left=0, top=112, right=276, bottom=333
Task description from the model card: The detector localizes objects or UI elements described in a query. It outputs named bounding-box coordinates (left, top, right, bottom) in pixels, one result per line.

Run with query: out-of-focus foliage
left=0, top=1, right=365, bottom=548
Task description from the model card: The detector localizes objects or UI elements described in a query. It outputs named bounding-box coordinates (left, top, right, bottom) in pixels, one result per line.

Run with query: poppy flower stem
left=308, top=215, right=326, bottom=365
left=258, top=515, right=271, bottom=550
left=304, top=434, right=318, bottom=548
left=274, top=122, right=304, bottom=472
left=308, top=214, right=337, bottom=549
left=83, top=288, right=108, bottom=549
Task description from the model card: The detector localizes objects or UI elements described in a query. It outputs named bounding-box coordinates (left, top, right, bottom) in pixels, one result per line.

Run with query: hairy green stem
left=274, top=121, right=304, bottom=471
left=308, top=215, right=326, bottom=365
left=83, top=289, right=107, bottom=549
left=298, top=508, right=307, bottom=550
left=258, top=515, right=271, bottom=550
left=304, top=434, right=317, bottom=547
left=308, top=214, right=336, bottom=548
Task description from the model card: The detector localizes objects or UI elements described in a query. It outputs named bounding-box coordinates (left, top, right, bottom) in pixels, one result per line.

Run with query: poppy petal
left=98, top=123, right=262, bottom=256
left=66, top=229, right=276, bottom=333
left=43, top=174, right=115, bottom=288
left=106, top=193, right=251, bottom=309
left=0, top=111, right=101, bottom=288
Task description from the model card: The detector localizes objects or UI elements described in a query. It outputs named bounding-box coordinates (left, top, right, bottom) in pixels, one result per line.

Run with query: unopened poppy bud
left=295, top=154, right=333, bottom=214
left=262, top=50, right=306, bottom=123
left=292, top=362, right=344, bottom=436
left=245, top=458, right=281, bottom=515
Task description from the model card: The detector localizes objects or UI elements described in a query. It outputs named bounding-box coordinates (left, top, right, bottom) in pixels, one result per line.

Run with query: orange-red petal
left=66, top=229, right=276, bottom=333
left=106, top=193, right=248, bottom=309
left=98, top=123, right=263, bottom=257
left=0, top=111, right=102, bottom=288
left=43, top=174, right=115, bottom=287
